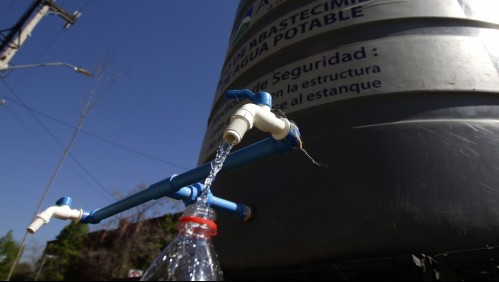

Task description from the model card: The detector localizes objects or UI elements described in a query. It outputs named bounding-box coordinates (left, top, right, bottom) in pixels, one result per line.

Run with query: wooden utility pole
left=0, top=0, right=80, bottom=71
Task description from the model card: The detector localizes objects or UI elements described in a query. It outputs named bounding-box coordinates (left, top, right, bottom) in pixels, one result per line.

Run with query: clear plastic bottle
left=140, top=202, right=224, bottom=281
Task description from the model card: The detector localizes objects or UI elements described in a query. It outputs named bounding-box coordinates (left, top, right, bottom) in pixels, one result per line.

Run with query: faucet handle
left=226, top=89, right=272, bottom=107
left=55, top=197, right=72, bottom=206
left=226, top=89, right=255, bottom=100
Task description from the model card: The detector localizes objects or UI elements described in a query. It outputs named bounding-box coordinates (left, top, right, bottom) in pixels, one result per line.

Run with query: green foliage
left=0, top=230, right=20, bottom=280
left=132, top=213, right=178, bottom=270
left=40, top=222, right=89, bottom=281
left=83, top=212, right=180, bottom=280
left=36, top=212, right=180, bottom=280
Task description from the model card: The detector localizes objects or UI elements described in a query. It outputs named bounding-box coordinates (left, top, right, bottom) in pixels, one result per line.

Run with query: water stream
left=198, top=142, right=234, bottom=203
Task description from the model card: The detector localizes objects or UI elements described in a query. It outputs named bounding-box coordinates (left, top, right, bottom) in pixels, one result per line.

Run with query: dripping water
left=198, top=142, right=234, bottom=203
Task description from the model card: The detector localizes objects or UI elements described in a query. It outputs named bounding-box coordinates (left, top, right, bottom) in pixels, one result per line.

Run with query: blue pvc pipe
left=169, top=183, right=252, bottom=221
left=80, top=128, right=299, bottom=224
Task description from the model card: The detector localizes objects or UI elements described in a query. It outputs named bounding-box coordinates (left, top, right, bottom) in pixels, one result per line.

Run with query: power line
left=0, top=100, right=114, bottom=202
left=0, top=79, right=116, bottom=201
left=66, top=154, right=117, bottom=201
left=2, top=2, right=115, bottom=281
left=0, top=8, right=119, bottom=201
left=3, top=95, right=190, bottom=170
left=2, top=0, right=188, bottom=171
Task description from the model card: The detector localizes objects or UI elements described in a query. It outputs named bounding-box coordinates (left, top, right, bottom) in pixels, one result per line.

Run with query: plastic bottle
left=140, top=201, right=224, bottom=281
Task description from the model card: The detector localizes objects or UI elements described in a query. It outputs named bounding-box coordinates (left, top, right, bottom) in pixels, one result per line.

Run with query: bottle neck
left=177, top=216, right=217, bottom=238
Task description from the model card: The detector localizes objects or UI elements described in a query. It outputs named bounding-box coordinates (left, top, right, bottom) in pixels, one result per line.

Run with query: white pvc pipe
left=27, top=205, right=83, bottom=234
left=224, top=103, right=291, bottom=145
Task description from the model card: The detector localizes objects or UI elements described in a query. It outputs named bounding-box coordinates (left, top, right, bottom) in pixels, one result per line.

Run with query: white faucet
left=27, top=197, right=83, bottom=234
left=223, top=90, right=291, bottom=145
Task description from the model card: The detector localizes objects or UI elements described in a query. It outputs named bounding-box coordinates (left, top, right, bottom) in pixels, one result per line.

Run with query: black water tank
left=199, top=0, right=499, bottom=275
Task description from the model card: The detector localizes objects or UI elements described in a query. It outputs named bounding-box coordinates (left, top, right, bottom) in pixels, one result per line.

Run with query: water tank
left=199, top=0, right=499, bottom=278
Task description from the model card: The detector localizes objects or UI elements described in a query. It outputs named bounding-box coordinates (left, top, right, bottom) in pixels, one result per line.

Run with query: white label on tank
left=214, top=0, right=467, bottom=104
left=199, top=35, right=499, bottom=162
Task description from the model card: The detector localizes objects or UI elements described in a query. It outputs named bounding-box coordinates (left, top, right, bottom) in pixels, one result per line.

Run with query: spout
left=27, top=197, right=83, bottom=234
left=224, top=103, right=291, bottom=145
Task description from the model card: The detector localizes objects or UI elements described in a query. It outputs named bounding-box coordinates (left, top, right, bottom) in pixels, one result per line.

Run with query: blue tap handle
left=56, top=197, right=72, bottom=206
left=226, top=89, right=272, bottom=107
left=226, top=89, right=255, bottom=100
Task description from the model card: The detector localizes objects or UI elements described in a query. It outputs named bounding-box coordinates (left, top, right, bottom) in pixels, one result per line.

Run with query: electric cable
left=3, top=95, right=190, bottom=170
left=0, top=79, right=116, bottom=200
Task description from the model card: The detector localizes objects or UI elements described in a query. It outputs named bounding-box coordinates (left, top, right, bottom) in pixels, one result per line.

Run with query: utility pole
left=0, top=0, right=81, bottom=70
left=3, top=1, right=82, bottom=280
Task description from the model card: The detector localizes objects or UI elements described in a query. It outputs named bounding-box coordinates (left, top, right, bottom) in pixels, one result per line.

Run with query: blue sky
left=0, top=0, right=239, bottom=261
